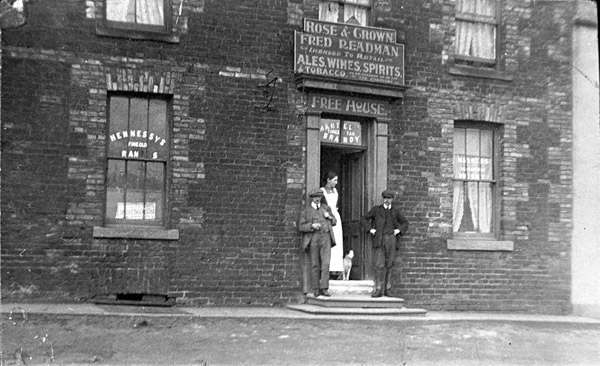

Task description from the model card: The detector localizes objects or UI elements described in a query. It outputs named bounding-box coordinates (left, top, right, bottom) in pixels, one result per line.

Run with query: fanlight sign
left=320, top=119, right=362, bottom=146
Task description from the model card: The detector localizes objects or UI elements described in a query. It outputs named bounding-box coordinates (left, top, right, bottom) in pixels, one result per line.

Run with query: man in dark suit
left=299, top=188, right=337, bottom=297
left=361, top=189, right=409, bottom=298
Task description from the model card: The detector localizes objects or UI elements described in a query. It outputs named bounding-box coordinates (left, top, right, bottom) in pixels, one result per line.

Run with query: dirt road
left=3, top=313, right=600, bottom=365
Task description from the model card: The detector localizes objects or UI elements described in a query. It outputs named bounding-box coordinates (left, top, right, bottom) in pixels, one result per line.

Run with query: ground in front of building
left=2, top=313, right=600, bottom=365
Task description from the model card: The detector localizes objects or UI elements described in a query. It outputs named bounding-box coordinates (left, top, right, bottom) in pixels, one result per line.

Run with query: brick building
left=1, top=0, right=598, bottom=315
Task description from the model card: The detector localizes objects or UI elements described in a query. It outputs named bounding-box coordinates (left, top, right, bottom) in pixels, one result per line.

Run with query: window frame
left=103, top=93, right=171, bottom=228
left=454, top=0, right=501, bottom=68
left=452, top=121, right=501, bottom=240
left=96, top=0, right=179, bottom=43
left=105, top=0, right=168, bottom=33
left=319, top=0, right=372, bottom=26
left=449, top=0, right=513, bottom=81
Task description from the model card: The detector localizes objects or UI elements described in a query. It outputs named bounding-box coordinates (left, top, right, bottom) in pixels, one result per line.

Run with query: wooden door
left=340, top=152, right=370, bottom=280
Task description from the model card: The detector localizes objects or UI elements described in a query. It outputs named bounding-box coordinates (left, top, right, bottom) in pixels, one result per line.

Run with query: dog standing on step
left=342, top=250, right=354, bottom=280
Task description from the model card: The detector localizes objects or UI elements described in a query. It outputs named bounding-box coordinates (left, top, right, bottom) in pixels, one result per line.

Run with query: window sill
left=96, top=26, right=180, bottom=43
left=93, top=226, right=179, bottom=240
left=449, top=65, right=513, bottom=81
left=447, top=239, right=514, bottom=251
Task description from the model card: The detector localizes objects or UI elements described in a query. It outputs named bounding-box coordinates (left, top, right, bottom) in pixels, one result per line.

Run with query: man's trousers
left=309, top=231, right=332, bottom=290
left=373, top=233, right=397, bottom=292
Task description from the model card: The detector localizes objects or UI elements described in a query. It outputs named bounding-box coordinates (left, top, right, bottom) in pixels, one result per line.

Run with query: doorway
left=306, top=113, right=388, bottom=280
left=321, top=146, right=371, bottom=280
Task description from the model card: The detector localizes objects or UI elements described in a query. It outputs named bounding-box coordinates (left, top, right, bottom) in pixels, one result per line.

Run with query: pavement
left=3, top=302, right=600, bottom=365
left=3, top=302, right=600, bottom=324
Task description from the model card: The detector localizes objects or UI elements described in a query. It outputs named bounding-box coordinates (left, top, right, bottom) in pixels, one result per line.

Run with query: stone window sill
left=449, top=65, right=513, bottom=81
left=96, top=26, right=180, bottom=43
left=447, top=239, right=514, bottom=251
left=93, top=226, right=179, bottom=240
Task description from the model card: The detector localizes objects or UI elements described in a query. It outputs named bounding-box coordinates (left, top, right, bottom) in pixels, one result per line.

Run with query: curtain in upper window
left=343, top=5, right=366, bottom=25
left=455, top=0, right=497, bottom=60
left=319, top=0, right=370, bottom=26
left=319, top=1, right=339, bottom=23
left=344, top=0, right=369, bottom=25
left=107, top=0, right=164, bottom=26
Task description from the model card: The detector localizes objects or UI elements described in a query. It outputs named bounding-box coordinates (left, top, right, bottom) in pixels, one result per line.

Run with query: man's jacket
left=298, top=203, right=337, bottom=250
left=360, top=204, right=409, bottom=248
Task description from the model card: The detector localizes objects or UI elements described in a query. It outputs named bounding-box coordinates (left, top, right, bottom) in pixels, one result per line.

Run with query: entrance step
left=306, top=293, right=406, bottom=308
left=287, top=304, right=427, bottom=316
left=329, top=280, right=374, bottom=296
left=291, top=279, right=428, bottom=316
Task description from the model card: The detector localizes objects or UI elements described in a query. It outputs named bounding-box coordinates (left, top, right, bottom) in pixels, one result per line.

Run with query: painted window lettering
left=110, top=130, right=167, bottom=146
left=320, top=118, right=363, bottom=146
left=105, top=95, right=168, bottom=225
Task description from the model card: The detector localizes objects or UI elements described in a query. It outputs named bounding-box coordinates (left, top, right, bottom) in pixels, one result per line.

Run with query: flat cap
left=309, top=188, right=323, bottom=197
left=381, top=189, right=396, bottom=198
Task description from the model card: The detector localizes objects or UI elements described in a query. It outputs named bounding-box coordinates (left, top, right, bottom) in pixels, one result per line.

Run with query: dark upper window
left=455, top=0, right=499, bottom=68
left=106, top=95, right=169, bottom=226
left=319, top=0, right=371, bottom=26
left=453, top=122, right=499, bottom=238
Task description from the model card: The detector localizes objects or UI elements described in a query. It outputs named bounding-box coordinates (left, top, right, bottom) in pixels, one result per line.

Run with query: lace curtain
left=452, top=174, right=492, bottom=233
left=107, top=0, right=164, bottom=26
left=319, top=1, right=339, bottom=23
left=453, top=177, right=493, bottom=233
left=453, top=127, right=494, bottom=233
left=344, top=0, right=369, bottom=26
left=455, top=0, right=496, bottom=59
left=319, top=0, right=369, bottom=26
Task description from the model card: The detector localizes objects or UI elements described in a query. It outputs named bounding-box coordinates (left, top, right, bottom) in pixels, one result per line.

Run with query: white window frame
left=104, top=0, right=169, bottom=34
left=452, top=121, right=499, bottom=239
left=455, top=0, right=501, bottom=68
left=448, top=121, right=513, bottom=251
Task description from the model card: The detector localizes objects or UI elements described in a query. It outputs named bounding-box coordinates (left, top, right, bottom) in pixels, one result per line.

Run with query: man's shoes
left=371, top=290, right=383, bottom=298
left=319, top=289, right=331, bottom=297
left=314, top=290, right=320, bottom=297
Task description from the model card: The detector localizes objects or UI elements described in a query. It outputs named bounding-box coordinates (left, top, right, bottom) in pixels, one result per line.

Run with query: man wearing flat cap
left=361, top=189, right=409, bottom=298
left=299, top=188, right=337, bottom=297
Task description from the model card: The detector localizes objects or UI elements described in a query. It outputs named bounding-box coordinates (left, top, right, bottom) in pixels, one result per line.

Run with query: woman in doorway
left=321, top=171, right=344, bottom=278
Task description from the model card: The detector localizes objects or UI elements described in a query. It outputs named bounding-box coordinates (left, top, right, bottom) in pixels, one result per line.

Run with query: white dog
left=342, top=250, right=354, bottom=280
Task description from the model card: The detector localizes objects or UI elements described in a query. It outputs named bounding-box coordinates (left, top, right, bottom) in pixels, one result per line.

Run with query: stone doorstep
left=306, top=293, right=406, bottom=308
left=329, top=280, right=374, bottom=296
left=287, top=304, right=427, bottom=316
left=300, top=280, right=429, bottom=315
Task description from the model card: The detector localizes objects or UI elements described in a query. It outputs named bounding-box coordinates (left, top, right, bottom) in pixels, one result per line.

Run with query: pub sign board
left=309, top=93, right=390, bottom=120
left=294, top=19, right=404, bottom=86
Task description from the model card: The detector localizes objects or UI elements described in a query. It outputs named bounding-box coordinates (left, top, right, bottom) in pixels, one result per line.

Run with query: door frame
left=305, top=112, right=390, bottom=278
